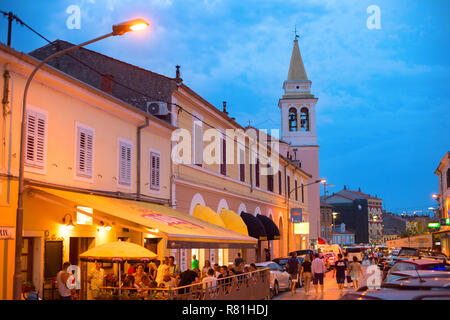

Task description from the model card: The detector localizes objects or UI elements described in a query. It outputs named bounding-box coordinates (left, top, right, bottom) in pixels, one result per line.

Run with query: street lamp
left=331, top=212, right=338, bottom=244
left=12, top=18, right=149, bottom=300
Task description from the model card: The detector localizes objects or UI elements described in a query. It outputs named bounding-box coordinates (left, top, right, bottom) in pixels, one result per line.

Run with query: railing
left=94, top=269, right=270, bottom=301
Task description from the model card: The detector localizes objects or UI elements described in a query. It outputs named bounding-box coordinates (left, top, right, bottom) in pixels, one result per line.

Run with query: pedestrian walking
left=332, top=254, right=346, bottom=296
left=350, top=256, right=365, bottom=291
left=343, top=252, right=351, bottom=288
left=311, top=253, right=326, bottom=295
left=192, top=255, right=199, bottom=270
left=300, top=255, right=312, bottom=295
left=57, top=262, right=74, bottom=300
left=287, top=252, right=300, bottom=295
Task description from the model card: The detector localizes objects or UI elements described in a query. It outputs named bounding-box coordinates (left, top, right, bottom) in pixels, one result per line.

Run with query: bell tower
left=279, top=37, right=321, bottom=243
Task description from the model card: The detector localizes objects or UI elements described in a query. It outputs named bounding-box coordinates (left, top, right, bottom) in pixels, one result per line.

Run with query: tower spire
left=287, top=37, right=308, bottom=82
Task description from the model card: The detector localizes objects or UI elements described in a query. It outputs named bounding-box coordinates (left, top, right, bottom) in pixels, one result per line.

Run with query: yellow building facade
left=0, top=44, right=173, bottom=299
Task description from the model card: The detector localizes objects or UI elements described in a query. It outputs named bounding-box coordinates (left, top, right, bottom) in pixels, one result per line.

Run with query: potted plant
left=94, top=292, right=116, bottom=300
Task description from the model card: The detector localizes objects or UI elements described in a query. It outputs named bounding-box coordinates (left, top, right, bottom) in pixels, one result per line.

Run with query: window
left=278, top=170, right=282, bottom=195
left=301, top=183, right=304, bottom=203
left=267, top=165, right=274, bottom=192
left=447, top=168, right=450, bottom=189
left=239, top=148, right=245, bottom=182
left=300, top=107, right=310, bottom=131
left=255, top=157, right=260, bottom=188
left=150, top=151, right=161, bottom=190
left=76, top=124, right=94, bottom=179
left=25, top=109, right=47, bottom=169
left=119, top=140, right=132, bottom=186
left=220, top=134, right=226, bottom=175
left=288, top=108, right=297, bottom=132
left=193, top=119, right=203, bottom=166
left=295, top=180, right=298, bottom=201
left=287, top=176, right=291, bottom=198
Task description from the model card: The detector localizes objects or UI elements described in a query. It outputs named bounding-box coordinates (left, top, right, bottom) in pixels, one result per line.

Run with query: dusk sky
left=1, top=0, right=449, bottom=215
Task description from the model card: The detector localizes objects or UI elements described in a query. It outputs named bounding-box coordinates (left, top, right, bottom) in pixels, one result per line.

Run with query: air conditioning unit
left=147, top=101, right=169, bottom=116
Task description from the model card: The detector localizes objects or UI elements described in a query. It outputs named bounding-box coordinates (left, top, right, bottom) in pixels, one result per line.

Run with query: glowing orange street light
left=113, top=18, right=150, bottom=35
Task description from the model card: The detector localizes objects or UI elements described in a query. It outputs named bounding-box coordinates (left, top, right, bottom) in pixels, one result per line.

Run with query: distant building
left=382, top=211, right=407, bottom=235
left=332, top=223, right=355, bottom=246
left=433, top=151, right=450, bottom=256
left=320, top=200, right=333, bottom=243
left=324, top=186, right=383, bottom=244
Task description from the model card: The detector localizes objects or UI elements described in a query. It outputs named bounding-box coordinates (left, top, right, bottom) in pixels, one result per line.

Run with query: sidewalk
left=275, top=265, right=370, bottom=300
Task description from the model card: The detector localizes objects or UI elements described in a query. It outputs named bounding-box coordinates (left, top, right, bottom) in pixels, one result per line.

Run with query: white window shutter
left=150, top=152, right=160, bottom=190
left=25, top=110, right=46, bottom=168
left=119, top=141, right=132, bottom=185
left=77, top=127, right=94, bottom=178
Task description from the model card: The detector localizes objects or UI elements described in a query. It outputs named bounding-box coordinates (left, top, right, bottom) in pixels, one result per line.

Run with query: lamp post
left=12, top=18, right=149, bottom=300
left=331, top=212, right=338, bottom=245
left=286, top=178, right=326, bottom=253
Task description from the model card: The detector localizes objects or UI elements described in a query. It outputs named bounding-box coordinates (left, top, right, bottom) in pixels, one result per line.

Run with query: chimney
left=101, top=74, right=114, bottom=95
left=175, top=65, right=183, bottom=84
left=358, top=187, right=361, bottom=192
left=222, top=101, right=228, bottom=114
left=344, top=185, right=346, bottom=190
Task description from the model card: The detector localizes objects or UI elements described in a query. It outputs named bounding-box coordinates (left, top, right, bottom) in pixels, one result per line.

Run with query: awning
left=28, top=186, right=258, bottom=249
left=193, top=205, right=226, bottom=228
left=256, top=214, right=280, bottom=240
left=80, top=241, right=157, bottom=263
left=240, top=212, right=267, bottom=241
left=220, top=209, right=249, bottom=236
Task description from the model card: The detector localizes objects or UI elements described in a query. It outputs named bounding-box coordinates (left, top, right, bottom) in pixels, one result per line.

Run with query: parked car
left=340, top=290, right=450, bottom=300
left=343, top=270, right=450, bottom=300
left=323, top=252, right=336, bottom=270
left=272, top=255, right=306, bottom=287
left=288, top=249, right=317, bottom=261
left=345, top=247, right=364, bottom=262
left=254, top=261, right=292, bottom=298
left=383, top=270, right=450, bottom=285
left=385, top=257, right=450, bottom=280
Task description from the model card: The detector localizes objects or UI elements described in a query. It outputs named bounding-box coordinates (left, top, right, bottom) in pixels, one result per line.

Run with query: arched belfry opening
left=288, top=108, right=297, bottom=132
left=300, top=107, right=309, bottom=131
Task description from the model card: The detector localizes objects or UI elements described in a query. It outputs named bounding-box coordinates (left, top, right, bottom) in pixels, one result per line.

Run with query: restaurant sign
left=0, top=227, right=14, bottom=240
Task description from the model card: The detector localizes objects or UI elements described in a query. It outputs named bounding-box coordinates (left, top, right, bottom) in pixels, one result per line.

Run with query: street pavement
left=274, top=263, right=372, bottom=301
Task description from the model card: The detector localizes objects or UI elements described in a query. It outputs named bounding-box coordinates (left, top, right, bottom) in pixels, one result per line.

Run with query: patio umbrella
left=80, top=241, right=157, bottom=298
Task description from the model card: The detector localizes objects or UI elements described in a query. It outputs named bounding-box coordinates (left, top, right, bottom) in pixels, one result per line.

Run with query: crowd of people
left=286, top=251, right=365, bottom=297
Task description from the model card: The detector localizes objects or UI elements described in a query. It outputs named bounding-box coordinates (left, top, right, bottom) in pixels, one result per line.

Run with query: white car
left=255, top=261, right=292, bottom=298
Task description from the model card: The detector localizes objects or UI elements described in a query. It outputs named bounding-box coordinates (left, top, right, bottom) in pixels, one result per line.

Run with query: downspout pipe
left=137, top=117, right=149, bottom=200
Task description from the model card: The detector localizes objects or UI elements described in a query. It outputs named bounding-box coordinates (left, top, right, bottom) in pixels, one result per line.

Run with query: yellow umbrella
left=80, top=241, right=157, bottom=262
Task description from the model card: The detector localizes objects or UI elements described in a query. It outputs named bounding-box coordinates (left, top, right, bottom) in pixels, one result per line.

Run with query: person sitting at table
left=133, top=264, right=147, bottom=287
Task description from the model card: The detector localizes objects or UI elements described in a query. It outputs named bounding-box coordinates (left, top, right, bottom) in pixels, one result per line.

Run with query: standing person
left=234, top=252, right=244, bottom=271
left=287, top=252, right=300, bottom=295
left=333, top=254, right=347, bottom=296
left=147, top=260, right=158, bottom=285
left=87, top=261, right=105, bottom=300
left=57, top=262, right=74, bottom=300
left=155, top=257, right=170, bottom=286
left=202, top=268, right=217, bottom=290
left=300, top=255, right=312, bottom=295
left=213, top=263, right=221, bottom=277
left=311, top=253, right=326, bottom=295
left=343, top=252, right=351, bottom=289
left=350, top=256, right=365, bottom=291
left=168, top=256, right=180, bottom=278
left=202, top=260, right=213, bottom=279
left=178, top=268, right=199, bottom=295
left=191, top=255, right=199, bottom=270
